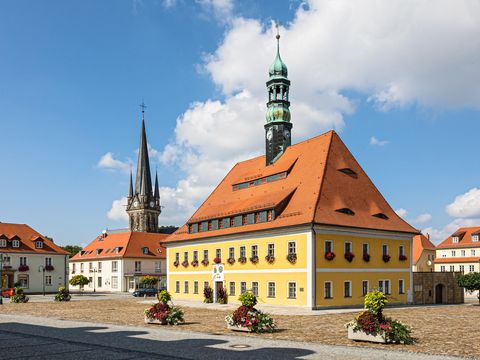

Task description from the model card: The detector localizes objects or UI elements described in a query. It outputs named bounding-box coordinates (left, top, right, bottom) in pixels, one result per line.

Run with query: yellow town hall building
left=163, top=35, right=418, bottom=308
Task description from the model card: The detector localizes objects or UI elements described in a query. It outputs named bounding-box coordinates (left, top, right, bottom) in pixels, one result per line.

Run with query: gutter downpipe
left=311, top=223, right=316, bottom=310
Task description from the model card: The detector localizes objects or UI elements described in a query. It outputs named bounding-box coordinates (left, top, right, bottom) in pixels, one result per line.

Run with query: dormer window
left=0, top=239, right=6, bottom=247
left=80, top=250, right=86, bottom=256
left=96, top=249, right=103, bottom=255
left=12, top=240, right=20, bottom=248
left=336, top=208, right=355, bottom=216
left=142, top=247, right=149, bottom=254
left=35, top=241, right=43, bottom=249
left=338, top=168, right=357, bottom=178
left=373, top=213, right=389, bottom=220
left=452, top=236, right=459, bottom=243
left=473, top=234, right=479, bottom=242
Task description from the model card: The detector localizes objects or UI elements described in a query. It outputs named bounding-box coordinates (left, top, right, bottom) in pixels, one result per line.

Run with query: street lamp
left=93, top=267, right=97, bottom=293
left=38, top=265, right=46, bottom=296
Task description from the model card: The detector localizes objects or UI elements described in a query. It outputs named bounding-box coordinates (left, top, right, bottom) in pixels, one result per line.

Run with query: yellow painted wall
left=315, top=233, right=411, bottom=307
left=168, top=232, right=309, bottom=306
left=413, top=250, right=435, bottom=272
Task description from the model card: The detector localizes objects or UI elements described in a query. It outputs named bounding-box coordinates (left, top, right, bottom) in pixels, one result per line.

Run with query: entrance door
left=215, top=281, right=223, bottom=303
left=435, top=284, right=444, bottom=304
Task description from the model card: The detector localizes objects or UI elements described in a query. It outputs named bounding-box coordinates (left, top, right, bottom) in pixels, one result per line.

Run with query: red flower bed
left=18, top=264, right=29, bottom=272
left=146, top=303, right=171, bottom=322
left=344, top=252, right=355, bottom=262
left=324, top=251, right=336, bottom=261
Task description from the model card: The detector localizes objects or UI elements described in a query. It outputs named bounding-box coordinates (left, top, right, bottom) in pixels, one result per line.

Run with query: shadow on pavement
left=0, top=322, right=316, bottom=359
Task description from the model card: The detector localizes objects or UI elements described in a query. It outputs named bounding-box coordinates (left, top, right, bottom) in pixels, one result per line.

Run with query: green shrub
left=157, top=290, right=171, bottom=304
left=54, top=287, right=71, bottom=302
left=141, top=276, right=159, bottom=288
left=69, top=275, right=90, bottom=288
left=364, top=289, right=387, bottom=314
left=11, top=287, right=29, bottom=303
left=203, top=286, right=213, bottom=303
left=238, top=291, right=257, bottom=307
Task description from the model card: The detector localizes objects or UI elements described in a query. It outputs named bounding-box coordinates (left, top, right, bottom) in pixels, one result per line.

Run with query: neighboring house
left=69, top=108, right=168, bottom=292
left=434, top=227, right=480, bottom=274
left=69, top=230, right=167, bottom=292
left=412, top=234, right=436, bottom=272
left=0, top=222, right=69, bottom=293
left=163, top=35, right=418, bottom=309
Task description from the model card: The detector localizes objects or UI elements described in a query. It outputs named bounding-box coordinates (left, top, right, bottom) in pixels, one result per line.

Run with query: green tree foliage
left=140, top=276, right=159, bottom=288
left=457, top=272, right=480, bottom=303
left=62, top=245, right=82, bottom=257
left=238, top=291, right=257, bottom=307
left=158, top=226, right=178, bottom=234
left=69, top=275, right=90, bottom=288
left=364, top=290, right=388, bottom=314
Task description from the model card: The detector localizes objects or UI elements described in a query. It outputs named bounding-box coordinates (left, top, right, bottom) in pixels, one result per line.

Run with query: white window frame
left=288, top=282, right=297, bottom=299
left=228, top=247, right=234, bottom=259
left=112, top=261, right=118, bottom=272
left=0, top=239, right=6, bottom=247
left=399, top=279, right=405, bottom=294
left=399, top=245, right=405, bottom=257
left=287, top=241, right=296, bottom=255
left=452, top=236, right=459, bottom=243
left=12, top=239, right=20, bottom=248
left=184, top=281, right=189, bottom=294
left=203, top=250, right=208, bottom=261
left=111, top=276, right=118, bottom=289
left=240, top=281, right=247, bottom=294
left=240, top=246, right=246, bottom=258
left=324, top=240, right=333, bottom=253
left=18, top=274, right=29, bottom=288
left=344, top=281, right=352, bottom=297
left=362, top=243, right=369, bottom=254
left=251, top=281, right=259, bottom=296
left=215, top=248, right=221, bottom=259
left=440, top=265, right=445, bottom=272
left=362, top=280, right=369, bottom=296
left=251, top=245, right=258, bottom=258
left=469, top=265, right=475, bottom=272
left=473, top=234, right=479, bottom=242
left=267, top=243, right=275, bottom=257
left=382, top=244, right=389, bottom=256
left=135, top=261, right=141, bottom=272
left=175, top=281, right=180, bottom=293
left=267, top=281, right=276, bottom=298
left=194, top=281, right=199, bottom=294
left=45, top=275, right=52, bottom=286
left=36, top=241, right=43, bottom=249
left=229, top=281, right=236, bottom=296
left=324, top=281, right=333, bottom=299
left=461, top=250, right=466, bottom=257
left=450, top=265, right=455, bottom=272
left=344, top=241, right=352, bottom=254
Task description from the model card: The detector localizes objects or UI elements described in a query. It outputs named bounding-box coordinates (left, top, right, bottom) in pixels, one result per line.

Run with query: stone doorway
left=435, top=283, right=445, bottom=304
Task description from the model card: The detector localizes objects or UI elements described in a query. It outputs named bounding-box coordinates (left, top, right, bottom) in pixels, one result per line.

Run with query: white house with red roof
left=0, top=222, right=69, bottom=294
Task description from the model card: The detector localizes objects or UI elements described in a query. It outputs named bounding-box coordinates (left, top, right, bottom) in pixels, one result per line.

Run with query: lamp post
left=0, top=253, right=3, bottom=305
left=93, top=267, right=97, bottom=293
left=38, top=265, right=46, bottom=296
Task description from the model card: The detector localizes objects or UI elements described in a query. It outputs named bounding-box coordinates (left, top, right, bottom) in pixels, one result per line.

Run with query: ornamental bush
left=225, top=293, right=275, bottom=333
left=157, top=289, right=171, bottom=304
left=238, top=291, right=257, bottom=307
left=217, top=287, right=228, bottom=304
left=10, top=287, right=29, bottom=303
left=364, top=289, right=388, bottom=315
left=141, top=276, right=159, bottom=288
left=203, top=285, right=213, bottom=303
left=54, top=287, right=71, bottom=302
left=144, top=290, right=184, bottom=325
left=69, top=275, right=89, bottom=288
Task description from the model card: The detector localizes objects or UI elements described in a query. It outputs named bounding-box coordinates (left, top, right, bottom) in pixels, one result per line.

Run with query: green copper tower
left=265, top=29, right=292, bottom=166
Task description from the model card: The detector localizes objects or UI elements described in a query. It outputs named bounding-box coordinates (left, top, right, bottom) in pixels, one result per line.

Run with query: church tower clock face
left=266, top=128, right=273, bottom=141
left=133, top=201, right=138, bottom=207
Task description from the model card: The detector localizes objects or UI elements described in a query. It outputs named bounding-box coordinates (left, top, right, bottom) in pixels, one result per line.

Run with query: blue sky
left=1, top=0, right=479, bottom=246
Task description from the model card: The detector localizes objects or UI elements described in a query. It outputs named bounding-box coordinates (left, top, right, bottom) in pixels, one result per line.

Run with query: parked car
left=1, top=288, right=14, bottom=297
left=132, top=288, right=159, bottom=297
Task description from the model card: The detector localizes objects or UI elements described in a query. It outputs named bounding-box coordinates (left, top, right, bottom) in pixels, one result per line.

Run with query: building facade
left=0, top=223, right=69, bottom=293
left=164, top=35, right=418, bottom=309
left=412, top=234, right=436, bottom=272
left=69, top=230, right=167, bottom=292
left=69, top=108, right=168, bottom=292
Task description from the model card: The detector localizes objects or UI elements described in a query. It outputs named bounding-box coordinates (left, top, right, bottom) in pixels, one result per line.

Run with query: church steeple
left=126, top=102, right=161, bottom=233
left=265, top=26, right=292, bottom=166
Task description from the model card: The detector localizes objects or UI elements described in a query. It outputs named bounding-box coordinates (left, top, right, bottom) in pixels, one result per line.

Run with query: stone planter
left=227, top=324, right=252, bottom=332
left=347, top=327, right=386, bottom=343
left=144, top=315, right=167, bottom=325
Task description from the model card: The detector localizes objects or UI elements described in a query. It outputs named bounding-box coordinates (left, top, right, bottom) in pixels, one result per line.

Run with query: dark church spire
left=154, top=170, right=160, bottom=200
left=126, top=102, right=161, bottom=233
left=128, top=168, right=133, bottom=198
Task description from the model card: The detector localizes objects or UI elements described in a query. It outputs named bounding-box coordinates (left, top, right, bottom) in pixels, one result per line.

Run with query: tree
left=62, top=245, right=82, bottom=257
left=140, top=276, right=159, bottom=288
left=457, top=272, right=480, bottom=304
left=69, top=275, right=90, bottom=289
left=158, top=226, right=178, bottom=234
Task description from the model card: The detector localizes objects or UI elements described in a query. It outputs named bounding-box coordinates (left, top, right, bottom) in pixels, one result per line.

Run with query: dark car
left=132, top=288, right=158, bottom=297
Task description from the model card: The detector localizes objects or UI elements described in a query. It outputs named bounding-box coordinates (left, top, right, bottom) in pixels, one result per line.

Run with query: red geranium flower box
left=213, top=257, right=222, bottom=264
left=399, top=254, right=407, bottom=261
left=344, top=252, right=355, bottom=262
left=382, top=254, right=391, bottom=263
left=363, top=253, right=371, bottom=262
left=325, top=251, right=336, bottom=261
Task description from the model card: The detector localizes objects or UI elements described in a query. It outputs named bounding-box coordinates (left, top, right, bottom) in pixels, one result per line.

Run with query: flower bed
left=225, top=292, right=275, bottom=333
left=54, top=287, right=71, bottom=302
left=144, top=290, right=184, bottom=326
left=345, top=290, right=414, bottom=344
left=18, top=265, right=29, bottom=272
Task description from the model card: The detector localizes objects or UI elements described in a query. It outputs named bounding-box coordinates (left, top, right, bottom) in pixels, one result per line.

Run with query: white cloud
left=446, top=188, right=480, bottom=218
left=412, top=213, right=433, bottom=224
left=97, top=152, right=131, bottom=173
left=162, top=0, right=177, bottom=9
left=196, top=0, right=234, bottom=23
left=395, top=208, right=408, bottom=218
left=370, top=136, right=389, bottom=146
left=107, top=197, right=128, bottom=221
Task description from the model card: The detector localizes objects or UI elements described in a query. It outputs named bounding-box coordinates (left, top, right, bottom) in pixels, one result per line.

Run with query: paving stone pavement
left=0, top=314, right=466, bottom=360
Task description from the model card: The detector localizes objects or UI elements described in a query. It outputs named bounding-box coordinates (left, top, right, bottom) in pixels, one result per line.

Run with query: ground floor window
left=111, top=276, right=118, bottom=289
left=184, top=281, right=189, bottom=294
left=194, top=281, right=199, bottom=294
left=379, top=280, right=391, bottom=294
left=399, top=279, right=405, bottom=294
left=470, top=265, right=475, bottom=272
left=88, top=277, right=93, bottom=287
left=45, top=275, right=52, bottom=286
left=362, top=280, right=369, bottom=296
left=175, top=281, right=180, bottom=293
left=344, top=281, right=351, bottom=297
left=240, top=282, right=246, bottom=294
left=229, top=282, right=236, bottom=296
left=251, top=282, right=258, bottom=296
left=450, top=265, right=455, bottom=272
left=324, top=281, right=332, bottom=299
left=128, top=277, right=135, bottom=290
left=17, top=274, right=28, bottom=288
left=440, top=266, right=445, bottom=272
left=459, top=265, right=465, bottom=272
left=97, top=277, right=102, bottom=288
left=288, top=282, right=296, bottom=299
left=268, top=282, right=275, bottom=298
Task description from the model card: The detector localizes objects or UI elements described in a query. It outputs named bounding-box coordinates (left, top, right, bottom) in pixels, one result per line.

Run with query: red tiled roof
left=413, top=234, right=436, bottom=264
left=70, top=231, right=168, bottom=261
left=0, top=223, right=68, bottom=255
left=434, top=257, right=480, bottom=263
left=165, top=131, right=418, bottom=243
left=436, top=227, right=480, bottom=249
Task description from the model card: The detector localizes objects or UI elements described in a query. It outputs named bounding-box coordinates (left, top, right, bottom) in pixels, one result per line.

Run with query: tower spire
left=135, top=103, right=153, bottom=197
left=128, top=167, right=133, bottom=198
left=265, top=26, right=292, bottom=166
left=154, top=169, right=160, bottom=200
